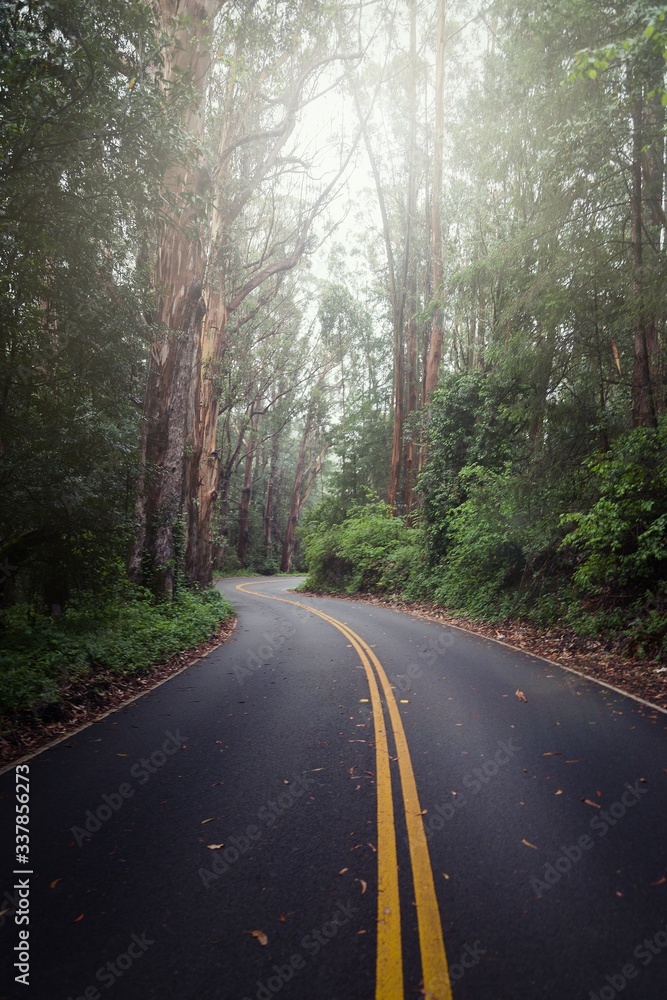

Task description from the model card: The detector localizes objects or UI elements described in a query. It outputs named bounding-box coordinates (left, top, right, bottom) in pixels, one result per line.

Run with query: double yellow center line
left=236, top=582, right=452, bottom=1000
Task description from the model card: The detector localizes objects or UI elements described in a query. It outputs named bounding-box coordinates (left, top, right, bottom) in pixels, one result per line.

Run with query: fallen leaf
left=615, top=890, right=624, bottom=898
left=515, top=690, right=528, bottom=703
left=612, top=340, right=622, bottom=375
left=596, top=790, right=602, bottom=798
left=201, top=817, right=217, bottom=824
left=116, top=753, right=128, bottom=757
left=207, top=843, right=224, bottom=850
left=248, top=930, right=268, bottom=946
left=565, top=759, right=582, bottom=764
left=72, top=914, right=84, bottom=923
left=583, top=798, right=601, bottom=809
left=555, top=790, right=563, bottom=795
left=542, top=752, right=562, bottom=757
left=442, top=873, right=450, bottom=880
left=355, top=878, right=367, bottom=894
left=338, top=867, right=349, bottom=875
left=279, top=913, right=287, bottom=923
left=650, top=876, right=667, bottom=886
left=49, top=878, right=64, bottom=889
left=522, top=838, right=537, bottom=849
left=367, top=842, right=377, bottom=852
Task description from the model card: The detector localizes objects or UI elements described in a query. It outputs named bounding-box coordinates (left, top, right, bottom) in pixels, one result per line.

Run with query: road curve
left=1, top=575, right=666, bottom=1000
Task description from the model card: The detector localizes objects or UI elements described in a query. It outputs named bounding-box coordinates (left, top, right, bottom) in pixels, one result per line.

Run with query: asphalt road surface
left=1, top=576, right=666, bottom=1000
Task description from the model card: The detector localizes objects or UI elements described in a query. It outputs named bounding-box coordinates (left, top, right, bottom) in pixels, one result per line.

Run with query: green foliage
left=561, top=418, right=667, bottom=591
left=0, top=583, right=233, bottom=720
left=0, top=0, right=185, bottom=607
left=419, top=369, right=532, bottom=560
left=302, top=496, right=419, bottom=594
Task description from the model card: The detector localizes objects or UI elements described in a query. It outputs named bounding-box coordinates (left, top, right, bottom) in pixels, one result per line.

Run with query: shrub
left=0, top=584, right=234, bottom=719
left=302, top=497, right=420, bottom=594
left=561, top=418, right=667, bottom=592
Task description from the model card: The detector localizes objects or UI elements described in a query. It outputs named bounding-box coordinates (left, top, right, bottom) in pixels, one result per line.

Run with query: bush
left=302, top=497, right=420, bottom=594
left=561, top=418, right=667, bottom=592
left=0, top=583, right=234, bottom=719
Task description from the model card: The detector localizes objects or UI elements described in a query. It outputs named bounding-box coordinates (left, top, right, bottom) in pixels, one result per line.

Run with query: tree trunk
left=281, top=421, right=309, bottom=573
left=263, top=431, right=280, bottom=555
left=128, top=0, right=220, bottom=597
left=237, top=415, right=258, bottom=567
left=405, top=271, right=419, bottom=519
left=403, top=0, right=420, bottom=519
left=424, top=0, right=446, bottom=400
left=630, top=87, right=658, bottom=428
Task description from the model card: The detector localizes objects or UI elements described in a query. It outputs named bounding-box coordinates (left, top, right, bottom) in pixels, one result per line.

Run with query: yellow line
left=235, top=583, right=452, bottom=1000
left=237, top=583, right=403, bottom=998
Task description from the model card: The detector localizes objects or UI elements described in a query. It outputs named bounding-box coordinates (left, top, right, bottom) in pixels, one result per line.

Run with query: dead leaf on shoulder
left=515, top=690, right=528, bottom=703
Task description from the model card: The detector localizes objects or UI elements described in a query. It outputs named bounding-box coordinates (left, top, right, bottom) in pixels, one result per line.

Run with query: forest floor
left=301, top=590, right=667, bottom=713
left=0, top=616, right=237, bottom=769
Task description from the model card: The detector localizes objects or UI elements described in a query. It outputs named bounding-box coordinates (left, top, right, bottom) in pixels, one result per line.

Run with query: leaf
left=72, top=914, right=84, bottom=923
left=127, top=77, right=137, bottom=90
left=611, top=341, right=622, bottom=375
left=207, top=843, right=224, bottom=850
left=201, top=817, right=217, bottom=824
left=249, top=930, right=268, bottom=946
left=645, top=25, right=656, bottom=40
left=555, top=790, right=563, bottom=795
left=515, top=689, right=528, bottom=702
left=49, top=878, right=64, bottom=889
left=542, top=752, right=562, bottom=756
left=355, top=878, right=368, bottom=894
left=583, top=798, right=601, bottom=809
left=650, top=875, right=667, bottom=886
left=522, top=838, right=537, bottom=849
left=338, top=867, right=349, bottom=875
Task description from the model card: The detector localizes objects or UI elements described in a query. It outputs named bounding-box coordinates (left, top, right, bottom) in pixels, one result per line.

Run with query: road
left=1, top=576, right=666, bottom=1000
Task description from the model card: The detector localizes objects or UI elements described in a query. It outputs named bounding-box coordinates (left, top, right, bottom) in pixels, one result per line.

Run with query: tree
left=0, top=0, right=176, bottom=606
left=130, top=0, right=362, bottom=594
